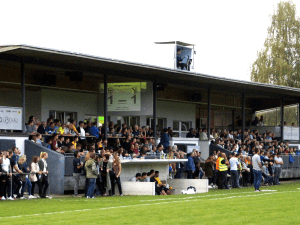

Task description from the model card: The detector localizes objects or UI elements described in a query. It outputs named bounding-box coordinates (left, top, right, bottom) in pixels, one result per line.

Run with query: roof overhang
left=0, top=45, right=299, bottom=100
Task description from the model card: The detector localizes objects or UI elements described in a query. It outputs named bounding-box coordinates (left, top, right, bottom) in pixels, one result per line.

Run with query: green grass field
left=1, top=182, right=300, bottom=225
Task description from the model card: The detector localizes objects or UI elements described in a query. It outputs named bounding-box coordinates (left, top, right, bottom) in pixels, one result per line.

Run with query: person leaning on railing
left=8, top=149, right=22, bottom=199
left=18, top=155, right=35, bottom=199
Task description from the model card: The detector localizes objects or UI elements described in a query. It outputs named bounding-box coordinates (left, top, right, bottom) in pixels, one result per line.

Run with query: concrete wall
left=121, top=181, right=155, bottom=195
left=41, top=89, right=97, bottom=122
left=167, top=179, right=208, bottom=195
left=0, top=135, right=28, bottom=155
left=157, top=100, right=196, bottom=129
left=198, top=141, right=210, bottom=160
left=25, top=140, right=65, bottom=194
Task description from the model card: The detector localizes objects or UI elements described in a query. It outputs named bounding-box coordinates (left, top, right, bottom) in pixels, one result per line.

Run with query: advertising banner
left=0, top=106, right=22, bottom=130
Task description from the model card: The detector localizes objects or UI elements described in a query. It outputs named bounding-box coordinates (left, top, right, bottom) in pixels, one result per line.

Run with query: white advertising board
left=284, top=126, right=299, bottom=141
left=0, top=107, right=22, bottom=130
left=106, top=83, right=142, bottom=112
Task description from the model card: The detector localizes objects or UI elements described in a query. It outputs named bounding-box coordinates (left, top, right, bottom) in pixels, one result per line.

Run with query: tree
left=251, top=1, right=300, bottom=87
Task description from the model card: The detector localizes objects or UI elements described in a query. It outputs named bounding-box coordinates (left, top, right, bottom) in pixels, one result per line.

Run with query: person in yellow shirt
left=72, top=136, right=79, bottom=149
left=58, top=123, right=66, bottom=135
left=153, top=171, right=171, bottom=195
left=70, top=119, right=79, bottom=135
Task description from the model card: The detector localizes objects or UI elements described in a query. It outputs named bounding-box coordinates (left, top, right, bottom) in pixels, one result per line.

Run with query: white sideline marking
left=0, top=190, right=299, bottom=220
left=140, top=191, right=267, bottom=202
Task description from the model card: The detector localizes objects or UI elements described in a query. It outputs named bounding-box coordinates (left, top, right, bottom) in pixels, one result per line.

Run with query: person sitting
left=51, top=134, right=62, bottom=152
left=262, top=161, right=273, bottom=186
left=153, top=171, right=171, bottom=195
left=37, top=121, right=47, bottom=134
left=89, top=122, right=101, bottom=139
left=26, top=120, right=37, bottom=135
left=145, top=169, right=155, bottom=182
left=46, top=139, right=52, bottom=149
left=140, top=172, right=148, bottom=182
left=186, top=128, right=196, bottom=138
left=46, top=122, right=56, bottom=135
left=58, top=123, right=66, bottom=135
left=130, top=173, right=141, bottom=182
left=132, top=125, right=140, bottom=137
left=199, top=129, right=208, bottom=140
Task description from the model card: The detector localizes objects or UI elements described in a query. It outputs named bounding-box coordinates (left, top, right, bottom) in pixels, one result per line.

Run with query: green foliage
left=256, top=104, right=298, bottom=126
left=251, top=1, right=300, bottom=87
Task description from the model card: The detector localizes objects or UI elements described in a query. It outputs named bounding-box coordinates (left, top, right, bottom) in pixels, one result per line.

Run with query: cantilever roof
left=0, top=44, right=299, bottom=100
left=154, top=41, right=195, bottom=46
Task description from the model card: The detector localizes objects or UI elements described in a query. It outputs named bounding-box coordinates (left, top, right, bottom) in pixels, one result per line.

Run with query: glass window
left=49, top=111, right=77, bottom=124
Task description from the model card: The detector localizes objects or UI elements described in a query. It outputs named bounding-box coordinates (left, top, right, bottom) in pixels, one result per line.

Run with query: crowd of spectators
left=1, top=115, right=297, bottom=199
left=0, top=148, right=50, bottom=200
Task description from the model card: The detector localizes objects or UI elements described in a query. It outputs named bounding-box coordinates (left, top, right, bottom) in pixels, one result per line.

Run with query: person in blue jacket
left=186, top=152, right=195, bottom=179
left=160, top=128, right=169, bottom=149
left=89, top=122, right=101, bottom=139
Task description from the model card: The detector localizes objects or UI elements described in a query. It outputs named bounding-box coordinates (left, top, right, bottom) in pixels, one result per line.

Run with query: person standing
left=218, top=153, right=230, bottom=189
left=110, top=154, right=123, bottom=196
left=38, top=152, right=49, bottom=198
left=160, top=128, right=169, bottom=149
left=18, top=155, right=35, bottom=199
left=1, top=150, right=14, bottom=200
left=204, top=155, right=214, bottom=186
left=252, top=148, right=262, bottom=192
left=85, top=152, right=98, bottom=199
left=30, top=156, right=42, bottom=198
left=73, top=151, right=83, bottom=196
left=274, top=152, right=283, bottom=185
left=229, top=153, right=240, bottom=188
left=215, top=152, right=222, bottom=188
left=186, top=152, right=195, bottom=179
left=99, top=154, right=112, bottom=195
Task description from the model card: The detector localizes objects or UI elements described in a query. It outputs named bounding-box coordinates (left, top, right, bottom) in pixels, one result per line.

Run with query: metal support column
left=104, top=74, right=108, bottom=139
left=298, top=103, right=300, bottom=127
left=21, top=62, right=26, bottom=133
left=232, top=109, right=235, bottom=131
left=281, top=97, right=284, bottom=141
left=242, top=94, right=245, bottom=142
left=207, top=89, right=211, bottom=136
left=153, top=82, right=157, bottom=143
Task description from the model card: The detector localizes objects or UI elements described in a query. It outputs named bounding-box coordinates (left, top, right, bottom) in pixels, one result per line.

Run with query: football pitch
left=1, top=182, right=299, bottom=225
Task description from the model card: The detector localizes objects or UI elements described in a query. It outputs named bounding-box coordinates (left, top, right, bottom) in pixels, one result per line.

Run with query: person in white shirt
left=199, top=129, right=208, bottom=141
left=30, top=155, right=42, bottom=198
left=77, top=121, right=87, bottom=149
left=229, top=154, right=240, bottom=188
left=274, top=152, right=283, bottom=185
left=252, top=148, right=262, bottom=192
left=1, top=150, right=13, bottom=200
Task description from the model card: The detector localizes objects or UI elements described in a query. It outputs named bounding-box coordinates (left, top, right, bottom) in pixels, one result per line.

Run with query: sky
left=0, top=0, right=299, bottom=82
